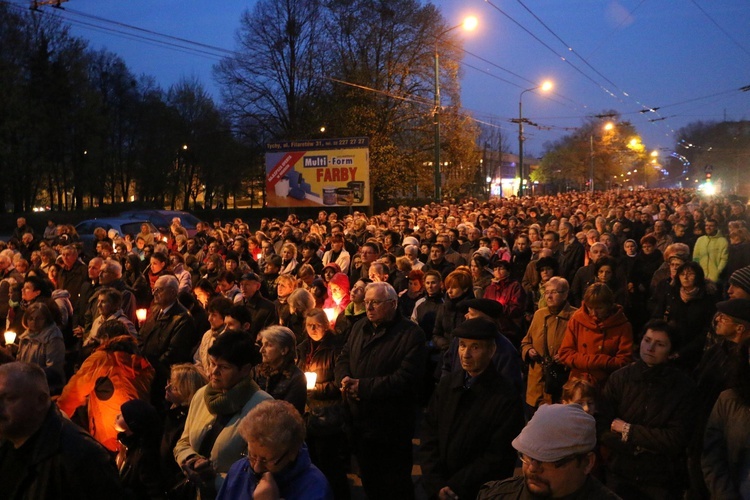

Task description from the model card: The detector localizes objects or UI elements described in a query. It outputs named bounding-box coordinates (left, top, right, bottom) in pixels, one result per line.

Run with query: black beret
left=462, top=298, right=504, bottom=319
left=452, top=317, right=499, bottom=340
left=716, top=299, right=750, bottom=323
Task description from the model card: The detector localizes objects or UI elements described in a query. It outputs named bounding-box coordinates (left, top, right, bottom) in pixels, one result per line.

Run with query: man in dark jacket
left=138, top=275, right=197, bottom=408
left=558, top=221, right=585, bottom=284
left=235, top=272, right=278, bottom=342
left=420, top=317, right=524, bottom=499
left=689, top=298, right=750, bottom=498
left=478, top=403, right=618, bottom=499
left=58, top=244, right=88, bottom=303
left=335, top=282, right=427, bottom=499
left=424, top=243, right=456, bottom=279
left=0, top=361, right=125, bottom=499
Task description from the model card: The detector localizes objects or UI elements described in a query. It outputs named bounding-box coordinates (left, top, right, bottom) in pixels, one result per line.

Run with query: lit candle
left=256, top=252, right=262, bottom=260
left=305, top=372, right=317, bottom=390
left=4, top=331, right=16, bottom=345
left=324, top=308, right=336, bottom=322
left=136, top=308, right=148, bottom=325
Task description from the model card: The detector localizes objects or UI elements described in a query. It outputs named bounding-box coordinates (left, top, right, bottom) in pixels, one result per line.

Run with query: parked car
left=118, top=210, right=201, bottom=237
left=75, top=218, right=160, bottom=256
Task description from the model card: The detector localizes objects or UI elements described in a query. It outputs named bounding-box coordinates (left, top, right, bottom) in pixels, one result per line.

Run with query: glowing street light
left=517, top=80, right=553, bottom=196
left=590, top=121, right=615, bottom=193
left=434, top=16, right=478, bottom=200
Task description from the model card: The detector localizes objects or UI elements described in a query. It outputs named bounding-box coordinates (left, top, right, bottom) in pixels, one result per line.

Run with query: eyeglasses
left=518, top=452, right=581, bottom=469
left=248, top=448, right=289, bottom=468
left=364, top=299, right=393, bottom=308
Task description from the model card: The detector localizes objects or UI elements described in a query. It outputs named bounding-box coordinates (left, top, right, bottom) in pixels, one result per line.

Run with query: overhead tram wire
left=509, top=0, right=679, bottom=130
left=688, top=0, right=750, bottom=61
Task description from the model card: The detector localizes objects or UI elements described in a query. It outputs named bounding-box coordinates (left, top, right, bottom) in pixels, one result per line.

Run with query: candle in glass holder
left=324, top=308, right=336, bottom=322
left=4, top=331, right=16, bottom=345
left=256, top=252, right=262, bottom=260
left=136, top=308, right=148, bottom=325
left=304, top=372, right=317, bottom=390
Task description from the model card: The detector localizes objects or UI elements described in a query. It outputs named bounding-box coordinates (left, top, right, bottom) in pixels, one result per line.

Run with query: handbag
left=541, top=314, right=569, bottom=397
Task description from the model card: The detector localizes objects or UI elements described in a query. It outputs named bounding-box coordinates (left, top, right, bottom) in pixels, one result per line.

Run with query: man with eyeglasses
left=688, top=298, right=750, bottom=498
left=335, top=281, right=427, bottom=499
left=478, top=403, right=618, bottom=499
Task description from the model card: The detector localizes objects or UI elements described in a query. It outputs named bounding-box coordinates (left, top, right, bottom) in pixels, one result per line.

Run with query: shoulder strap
left=197, top=412, right=233, bottom=458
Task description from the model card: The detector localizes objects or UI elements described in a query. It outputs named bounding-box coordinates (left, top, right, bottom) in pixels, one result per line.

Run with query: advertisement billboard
left=265, top=137, right=370, bottom=208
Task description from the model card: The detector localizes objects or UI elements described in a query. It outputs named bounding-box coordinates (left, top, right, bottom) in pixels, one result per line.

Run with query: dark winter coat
left=432, top=290, right=473, bottom=349
left=702, top=388, right=750, bottom=499
left=651, top=284, right=717, bottom=371
left=235, top=292, right=278, bottom=341
left=600, top=360, right=696, bottom=489
left=420, top=366, right=524, bottom=500
left=334, top=314, right=427, bottom=441
left=0, top=405, right=125, bottom=500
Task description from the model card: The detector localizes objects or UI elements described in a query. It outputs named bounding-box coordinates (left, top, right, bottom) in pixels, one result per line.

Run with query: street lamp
left=590, top=122, right=614, bottom=193
left=516, top=80, right=553, bottom=197
left=434, top=16, right=478, bottom=200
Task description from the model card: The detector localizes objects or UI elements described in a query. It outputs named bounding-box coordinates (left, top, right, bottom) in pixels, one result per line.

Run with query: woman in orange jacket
left=558, top=282, right=633, bottom=390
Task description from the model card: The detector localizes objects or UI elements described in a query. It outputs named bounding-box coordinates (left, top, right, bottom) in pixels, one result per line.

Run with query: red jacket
left=557, top=304, right=633, bottom=389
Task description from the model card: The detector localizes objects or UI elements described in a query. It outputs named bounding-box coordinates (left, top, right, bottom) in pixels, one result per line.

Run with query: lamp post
left=516, top=81, right=552, bottom=197
left=589, top=122, right=614, bottom=193
left=434, top=16, right=477, bottom=200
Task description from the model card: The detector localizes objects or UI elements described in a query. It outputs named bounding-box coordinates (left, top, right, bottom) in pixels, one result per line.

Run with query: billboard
left=265, top=137, right=370, bottom=208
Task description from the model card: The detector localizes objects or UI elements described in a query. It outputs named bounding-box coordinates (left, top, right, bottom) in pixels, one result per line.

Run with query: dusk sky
left=19, top=0, right=750, bottom=158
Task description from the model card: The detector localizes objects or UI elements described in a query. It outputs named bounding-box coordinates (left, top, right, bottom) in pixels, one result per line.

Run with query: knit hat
left=512, top=404, right=596, bottom=462
left=120, top=399, right=160, bottom=437
left=729, top=266, right=750, bottom=296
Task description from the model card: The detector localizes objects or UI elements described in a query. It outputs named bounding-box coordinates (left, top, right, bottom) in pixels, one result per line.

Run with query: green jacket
left=693, top=232, right=728, bottom=282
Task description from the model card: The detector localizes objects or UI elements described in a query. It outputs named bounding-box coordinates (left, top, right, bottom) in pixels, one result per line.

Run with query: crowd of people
left=1, top=188, right=750, bottom=499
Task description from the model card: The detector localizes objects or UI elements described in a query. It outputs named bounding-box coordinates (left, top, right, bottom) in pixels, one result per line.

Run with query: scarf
left=204, top=377, right=260, bottom=416
left=680, top=286, right=701, bottom=303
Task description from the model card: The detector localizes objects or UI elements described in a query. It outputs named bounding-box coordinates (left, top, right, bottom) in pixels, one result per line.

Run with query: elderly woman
left=58, top=320, right=153, bottom=452
left=217, top=400, right=332, bottom=500
left=520, top=277, right=576, bottom=413
left=558, top=282, right=633, bottom=390
left=162, top=363, right=208, bottom=498
left=253, top=326, right=307, bottom=415
left=174, top=331, right=271, bottom=499
left=296, top=309, right=349, bottom=499
left=11, top=302, right=66, bottom=384
left=600, top=320, right=696, bottom=498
